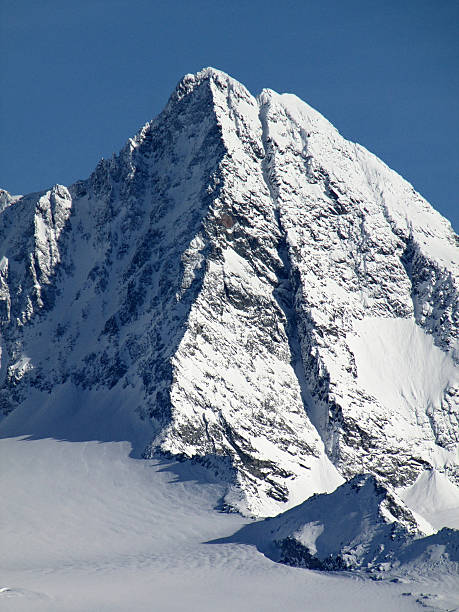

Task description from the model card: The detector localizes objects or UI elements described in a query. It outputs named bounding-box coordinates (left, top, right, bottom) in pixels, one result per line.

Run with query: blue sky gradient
left=1, top=0, right=458, bottom=229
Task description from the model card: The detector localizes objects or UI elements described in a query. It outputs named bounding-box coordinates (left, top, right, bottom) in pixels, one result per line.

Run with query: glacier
left=2, top=435, right=440, bottom=612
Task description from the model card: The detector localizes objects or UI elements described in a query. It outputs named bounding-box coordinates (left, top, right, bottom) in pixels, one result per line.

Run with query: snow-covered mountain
left=218, top=473, right=458, bottom=575
left=1, top=68, right=458, bottom=527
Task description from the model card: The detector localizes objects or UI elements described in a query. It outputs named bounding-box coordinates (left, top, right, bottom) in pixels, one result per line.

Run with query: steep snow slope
left=0, top=68, right=458, bottom=518
left=399, top=469, right=459, bottom=530
left=259, top=87, right=459, bottom=492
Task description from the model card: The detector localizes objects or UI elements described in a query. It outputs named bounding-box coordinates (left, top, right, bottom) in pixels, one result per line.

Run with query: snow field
left=0, top=435, right=428, bottom=612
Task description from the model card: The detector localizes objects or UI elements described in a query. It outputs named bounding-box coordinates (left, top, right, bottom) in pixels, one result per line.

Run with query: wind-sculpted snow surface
left=1, top=436, right=433, bottom=612
left=0, top=68, right=458, bottom=519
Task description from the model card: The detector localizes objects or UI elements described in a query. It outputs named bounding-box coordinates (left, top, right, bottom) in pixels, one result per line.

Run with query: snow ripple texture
left=0, top=68, right=458, bottom=517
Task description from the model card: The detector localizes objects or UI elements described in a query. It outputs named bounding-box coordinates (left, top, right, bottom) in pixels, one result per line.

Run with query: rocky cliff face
left=0, top=68, right=458, bottom=517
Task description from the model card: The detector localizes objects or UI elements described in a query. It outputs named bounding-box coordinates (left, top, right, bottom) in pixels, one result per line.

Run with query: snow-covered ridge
left=0, top=68, right=458, bottom=523
left=0, top=189, right=22, bottom=212
left=217, top=473, right=459, bottom=577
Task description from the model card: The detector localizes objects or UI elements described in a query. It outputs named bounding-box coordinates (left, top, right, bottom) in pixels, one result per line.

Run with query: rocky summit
left=0, top=68, right=458, bottom=519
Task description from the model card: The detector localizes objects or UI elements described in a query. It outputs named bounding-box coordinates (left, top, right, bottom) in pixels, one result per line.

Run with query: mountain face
left=0, top=68, right=458, bottom=518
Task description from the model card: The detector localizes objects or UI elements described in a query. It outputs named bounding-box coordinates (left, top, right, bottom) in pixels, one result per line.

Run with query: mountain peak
left=186, top=66, right=231, bottom=82
left=0, top=69, right=458, bottom=521
left=172, top=67, right=251, bottom=105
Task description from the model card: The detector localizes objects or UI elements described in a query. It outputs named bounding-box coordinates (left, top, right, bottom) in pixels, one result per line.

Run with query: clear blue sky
left=1, top=0, right=458, bottom=230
